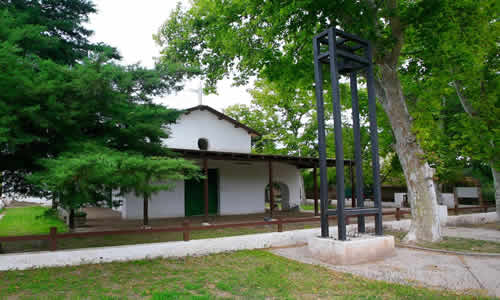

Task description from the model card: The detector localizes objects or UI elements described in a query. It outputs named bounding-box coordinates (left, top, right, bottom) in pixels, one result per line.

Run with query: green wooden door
left=185, top=169, right=218, bottom=216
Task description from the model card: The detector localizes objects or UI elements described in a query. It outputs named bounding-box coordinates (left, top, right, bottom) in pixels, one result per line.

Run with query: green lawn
left=0, top=206, right=68, bottom=236
left=0, top=250, right=486, bottom=299
left=300, top=203, right=336, bottom=211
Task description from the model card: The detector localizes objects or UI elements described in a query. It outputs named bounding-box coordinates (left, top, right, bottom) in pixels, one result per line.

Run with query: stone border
left=446, top=212, right=497, bottom=226
left=0, top=227, right=320, bottom=271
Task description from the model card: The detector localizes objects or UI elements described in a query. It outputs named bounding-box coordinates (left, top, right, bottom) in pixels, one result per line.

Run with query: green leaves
left=0, top=1, right=198, bottom=195
left=401, top=0, right=499, bottom=183
left=29, top=143, right=201, bottom=210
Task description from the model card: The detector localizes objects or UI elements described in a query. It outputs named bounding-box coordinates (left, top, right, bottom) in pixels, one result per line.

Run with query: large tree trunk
left=376, top=64, right=442, bottom=242
left=492, top=163, right=500, bottom=220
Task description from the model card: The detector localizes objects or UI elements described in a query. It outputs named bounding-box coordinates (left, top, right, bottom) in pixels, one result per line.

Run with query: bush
left=74, top=211, right=87, bottom=218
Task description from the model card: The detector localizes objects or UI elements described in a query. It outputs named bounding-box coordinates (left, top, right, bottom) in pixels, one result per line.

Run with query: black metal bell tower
left=313, top=28, right=383, bottom=240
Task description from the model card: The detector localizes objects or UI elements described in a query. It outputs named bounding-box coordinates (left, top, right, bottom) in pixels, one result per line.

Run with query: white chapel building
left=118, top=105, right=335, bottom=219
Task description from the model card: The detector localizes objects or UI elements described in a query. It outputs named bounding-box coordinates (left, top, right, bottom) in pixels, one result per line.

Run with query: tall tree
left=0, top=0, right=103, bottom=65
left=225, top=79, right=396, bottom=192
left=0, top=0, right=198, bottom=196
left=155, top=0, right=461, bottom=241
left=401, top=0, right=499, bottom=217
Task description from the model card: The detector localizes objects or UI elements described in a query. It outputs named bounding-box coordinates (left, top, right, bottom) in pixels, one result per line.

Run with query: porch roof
left=170, top=148, right=354, bottom=169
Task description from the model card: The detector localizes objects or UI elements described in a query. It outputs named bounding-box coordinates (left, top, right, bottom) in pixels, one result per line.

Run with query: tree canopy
left=1, top=0, right=200, bottom=213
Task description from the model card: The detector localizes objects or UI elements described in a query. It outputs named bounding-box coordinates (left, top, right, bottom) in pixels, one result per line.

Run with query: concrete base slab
left=308, top=234, right=395, bottom=265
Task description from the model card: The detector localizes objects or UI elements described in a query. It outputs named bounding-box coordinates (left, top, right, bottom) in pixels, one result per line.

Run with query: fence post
left=277, top=217, right=283, bottom=232
left=49, top=227, right=57, bottom=251
left=182, top=220, right=190, bottom=242
left=396, top=208, right=400, bottom=221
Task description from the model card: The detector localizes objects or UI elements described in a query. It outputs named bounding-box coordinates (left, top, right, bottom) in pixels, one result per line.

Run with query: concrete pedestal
left=307, top=234, right=395, bottom=265
left=437, top=205, right=448, bottom=225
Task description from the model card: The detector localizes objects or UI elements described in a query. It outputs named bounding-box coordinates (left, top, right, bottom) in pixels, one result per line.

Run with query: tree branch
left=373, top=76, right=388, bottom=105
left=452, top=80, right=477, bottom=117
left=385, top=0, right=405, bottom=66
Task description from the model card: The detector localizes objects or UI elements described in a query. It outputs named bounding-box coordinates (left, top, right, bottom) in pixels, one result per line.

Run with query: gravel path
left=271, top=246, right=500, bottom=297
left=444, top=226, right=500, bottom=242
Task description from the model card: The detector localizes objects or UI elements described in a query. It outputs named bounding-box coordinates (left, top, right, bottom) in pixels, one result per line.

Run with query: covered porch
left=81, top=206, right=316, bottom=232
left=168, top=148, right=355, bottom=220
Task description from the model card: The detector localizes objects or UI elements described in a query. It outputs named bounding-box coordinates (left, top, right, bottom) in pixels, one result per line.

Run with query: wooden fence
left=0, top=206, right=493, bottom=252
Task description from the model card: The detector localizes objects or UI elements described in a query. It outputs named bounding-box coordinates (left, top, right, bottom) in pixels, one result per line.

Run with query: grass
left=300, top=203, right=336, bottom=211
left=0, top=250, right=488, bottom=299
left=418, top=237, right=500, bottom=253
left=386, top=230, right=500, bottom=253
left=0, top=206, right=68, bottom=236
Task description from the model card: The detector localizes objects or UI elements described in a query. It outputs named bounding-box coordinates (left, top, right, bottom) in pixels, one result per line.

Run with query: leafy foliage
left=0, top=0, right=199, bottom=199
left=225, top=78, right=399, bottom=189
left=401, top=0, right=499, bottom=187
left=157, top=0, right=498, bottom=190
left=28, top=143, right=201, bottom=213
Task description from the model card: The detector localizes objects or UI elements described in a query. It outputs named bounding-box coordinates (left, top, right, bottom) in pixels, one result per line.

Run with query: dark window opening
left=198, top=138, right=209, bottom=150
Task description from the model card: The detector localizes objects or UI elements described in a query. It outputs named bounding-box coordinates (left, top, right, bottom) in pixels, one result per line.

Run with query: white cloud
left=87, top=0, right=253, bottom=111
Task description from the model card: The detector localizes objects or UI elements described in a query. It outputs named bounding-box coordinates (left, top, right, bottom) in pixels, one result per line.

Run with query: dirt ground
left=78, top=206, right=407, bottom=232
left=271, top=226, right=500, bottom=297
left=79, top=207, right=319, bottom=232
left=272, top=245, right=500, bottom=297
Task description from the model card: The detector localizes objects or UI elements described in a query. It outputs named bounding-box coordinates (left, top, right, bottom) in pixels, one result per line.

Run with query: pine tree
left=0, top=1, right=200, bottom=221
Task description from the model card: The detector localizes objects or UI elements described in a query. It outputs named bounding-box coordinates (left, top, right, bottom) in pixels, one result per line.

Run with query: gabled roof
left=183, top=105, right=261, bottom=137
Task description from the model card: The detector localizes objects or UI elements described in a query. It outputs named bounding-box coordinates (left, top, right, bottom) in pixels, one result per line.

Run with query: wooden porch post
left=478, top=184, right=484, bottom=208
left=203, top=157, right=209, bottom=221
left=269, top=160, right=274, bottom=218
left=350, top=161, right=355, bottom=208
left=313, top=167, right=319, bottom=216
left=143, top=194, right=149, bottom=226
left=69, top=208, right=75, bottom=229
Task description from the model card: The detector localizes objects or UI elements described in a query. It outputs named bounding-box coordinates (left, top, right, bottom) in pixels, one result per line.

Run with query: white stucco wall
left=215, top=160, right=303, bottom=215
left=164, top=109, right=252, bottom=153
left=122, top=181, right=185, bottom=219
left=215, top=160, right=266, bottom=215
left=121, top=160, right=303, bottom=219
